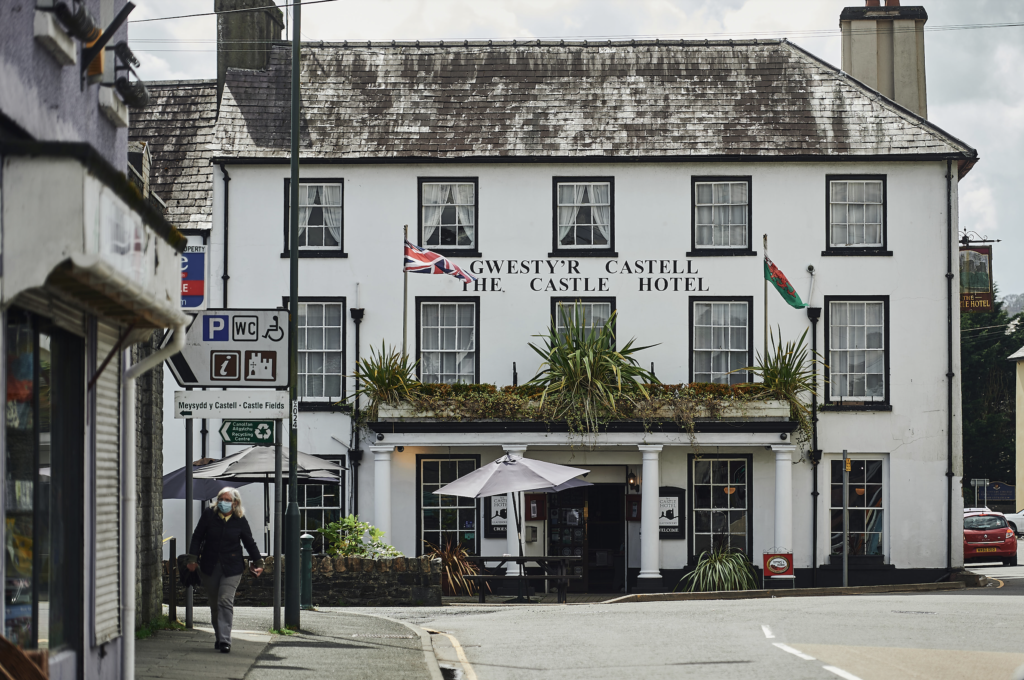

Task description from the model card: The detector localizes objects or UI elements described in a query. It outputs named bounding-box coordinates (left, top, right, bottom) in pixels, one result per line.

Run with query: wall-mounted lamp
left=627, top=470, right=640, bottom=493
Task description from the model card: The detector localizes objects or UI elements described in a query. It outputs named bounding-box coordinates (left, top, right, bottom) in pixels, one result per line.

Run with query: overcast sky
left=128, top=0, right=1024, bottom=294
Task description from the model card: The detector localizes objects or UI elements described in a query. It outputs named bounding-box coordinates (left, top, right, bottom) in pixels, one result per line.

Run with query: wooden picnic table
left=465, top=555, right=583, bottom=603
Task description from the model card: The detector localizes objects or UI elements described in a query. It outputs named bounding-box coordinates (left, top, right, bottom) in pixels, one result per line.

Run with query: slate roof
left=129, top=80, right=217, bottom=230
left=213, top=39, right=977, bottom=167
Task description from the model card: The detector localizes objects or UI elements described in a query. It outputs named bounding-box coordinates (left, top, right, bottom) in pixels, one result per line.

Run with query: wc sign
left=166, top=309, right=290, bottom=388
left=181, top=243, right=207, bottom=310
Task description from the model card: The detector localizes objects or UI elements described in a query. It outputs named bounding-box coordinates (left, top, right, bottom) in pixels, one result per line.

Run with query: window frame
left=295, top=458, right=345, bottom=553
left=823, top=295, right=891, bottom=411
left=417, top=177, right=480, bottom=258
left=549, top=297, right=616, bottom=343
left=282, top=178, right=348, bottom=258
left=415, top=296, right=481, bottom=385
left=281, top=296, right=347, bottom=411
left=688, top=175, right=755, bottom=257
left=826, top=454, right=888, bottom=560
left=687, top=296, right=754, bottom=385
left=822, top=174, right=891, bottom=257
left=687, top=453, right=754, bottom=566
left=415, top=453, right=481, bottom=557
left=550, top=176, right=617, bottom=258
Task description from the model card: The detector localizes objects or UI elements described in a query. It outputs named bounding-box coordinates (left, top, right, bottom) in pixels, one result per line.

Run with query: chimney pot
left=865, top=0, right=880, bottom=6
left=884, top=0, right=900, bottom=5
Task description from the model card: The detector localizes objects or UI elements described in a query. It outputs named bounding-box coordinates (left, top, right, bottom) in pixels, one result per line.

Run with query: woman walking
left=186, top=488, right=264, bottom=653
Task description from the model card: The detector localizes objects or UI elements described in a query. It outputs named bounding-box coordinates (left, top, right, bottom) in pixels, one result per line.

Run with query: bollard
left=300, top=533, right=314, bottom=610
left=169, top=537, right=177, bottom=624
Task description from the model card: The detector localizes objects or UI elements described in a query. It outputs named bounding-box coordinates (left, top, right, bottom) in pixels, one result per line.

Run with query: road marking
left=823, top=665, right=864, bottom=680
left=761, top=625, right=775, bottom=638
left=990, top=578, right=1004, bottom=588
left=424, top=628, right=479, bottom=680
left=772, top=643, right=815, bottom=661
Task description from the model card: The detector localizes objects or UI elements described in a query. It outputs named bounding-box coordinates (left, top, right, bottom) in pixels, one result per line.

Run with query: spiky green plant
left=423, top=540, right=488, bottom=596
left=316, top=514, right=402, bottom=558
left=348, top=342, right=420, bottom=420
left=526, top=307, right=659, bottom=434
left=741, top=327, right=822, bottom=446
left=676, top=545, right=758, bottom=592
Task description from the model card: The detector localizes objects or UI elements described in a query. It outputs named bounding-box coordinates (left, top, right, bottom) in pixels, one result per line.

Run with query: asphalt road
left=371, top=557, right=1024, bottom=680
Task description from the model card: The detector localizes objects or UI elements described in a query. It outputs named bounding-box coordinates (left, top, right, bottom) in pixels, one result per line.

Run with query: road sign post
left=219, top=420, right=276, bottom=445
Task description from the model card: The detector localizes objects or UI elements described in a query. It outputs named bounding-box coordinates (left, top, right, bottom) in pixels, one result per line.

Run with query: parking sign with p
left=203, top=315, right=229, bottom=341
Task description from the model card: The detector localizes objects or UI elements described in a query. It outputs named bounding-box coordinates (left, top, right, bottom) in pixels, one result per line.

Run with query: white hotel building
left=141, top=2, right=977, bottom=591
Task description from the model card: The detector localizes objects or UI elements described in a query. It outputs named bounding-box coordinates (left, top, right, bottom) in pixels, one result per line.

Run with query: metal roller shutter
left=94, top=321, right=121, bottom=644
left=11, top=289, right=86, bottom=337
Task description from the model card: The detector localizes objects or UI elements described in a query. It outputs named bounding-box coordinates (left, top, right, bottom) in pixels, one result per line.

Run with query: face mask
left=218, top=500, right=233, bottom=514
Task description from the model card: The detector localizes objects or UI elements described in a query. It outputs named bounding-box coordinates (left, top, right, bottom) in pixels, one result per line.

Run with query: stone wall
left=135, top=331, right=165, bottom=626
left=164, top=555, right=442, bottom=608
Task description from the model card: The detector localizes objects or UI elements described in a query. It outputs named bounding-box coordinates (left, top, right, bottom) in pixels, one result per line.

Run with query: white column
left=638, top=445, right=663, bottom=590
left=502, top=445, right=528, bottom=576
left=371, top=445, right=393, bottom=543
left=773, top=445, right=795, bottom=551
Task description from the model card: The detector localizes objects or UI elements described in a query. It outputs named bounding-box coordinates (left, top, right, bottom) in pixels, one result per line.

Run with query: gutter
left=220, top=164, right=231, bottom=308
left=121, top=322, right=186, bottom=680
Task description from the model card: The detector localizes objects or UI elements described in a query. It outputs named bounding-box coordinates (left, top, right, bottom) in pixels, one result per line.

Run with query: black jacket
left=187, top=507, right=264, bottom=577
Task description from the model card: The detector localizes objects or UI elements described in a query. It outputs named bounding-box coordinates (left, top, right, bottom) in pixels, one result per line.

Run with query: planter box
left=378, top=399, right=790, bottom=422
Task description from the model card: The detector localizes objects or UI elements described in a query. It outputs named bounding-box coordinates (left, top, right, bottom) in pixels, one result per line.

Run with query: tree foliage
left=960, top=290, right=1024, bottom=498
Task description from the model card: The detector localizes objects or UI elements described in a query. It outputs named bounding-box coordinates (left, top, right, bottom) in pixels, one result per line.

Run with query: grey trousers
left=202, top=563, right=242, bottom=645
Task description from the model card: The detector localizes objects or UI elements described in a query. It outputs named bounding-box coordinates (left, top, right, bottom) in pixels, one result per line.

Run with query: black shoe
left=220, top=643, right=231, bottom=654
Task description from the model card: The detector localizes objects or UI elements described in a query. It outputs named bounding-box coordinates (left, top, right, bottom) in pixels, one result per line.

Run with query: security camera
left=115, top=77, right=150, bottom=108
left=397, top=446, right=405, bottom=452
left=780, top=433, right=788, bottom=441
left=806, top=264, right=815, bottom=274
left=376, top=433, right=384, bottom=441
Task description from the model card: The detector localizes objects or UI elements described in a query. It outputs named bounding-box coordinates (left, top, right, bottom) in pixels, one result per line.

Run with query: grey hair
left=216, top=487, right=245, bottom=518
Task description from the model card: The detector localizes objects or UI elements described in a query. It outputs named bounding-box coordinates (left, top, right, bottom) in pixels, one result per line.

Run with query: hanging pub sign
left=484, top=495, right=507, bottom=538
left=959, top=245, right=994, bottom=313
left=658, top=487, right=685, bottom=539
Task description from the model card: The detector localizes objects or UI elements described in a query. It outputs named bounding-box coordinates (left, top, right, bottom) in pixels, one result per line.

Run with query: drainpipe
left=121, top=322, right=186, bottom=679
left=220, top=163, right=231, bottom=459
left=945, top=159, right=954, bottom=572
left=806, top=305, right=821, bottom=586
left=350, top=298, right=364, bottom=515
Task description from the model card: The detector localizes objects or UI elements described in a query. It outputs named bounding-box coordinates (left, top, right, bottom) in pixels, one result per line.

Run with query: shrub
left=315, top=515, right=402, bottom=559
left=742, top=327, right=821, bottom=445
left=423, top=541, right=489, bottom=596
left=349, top=343, right=420, bottom=420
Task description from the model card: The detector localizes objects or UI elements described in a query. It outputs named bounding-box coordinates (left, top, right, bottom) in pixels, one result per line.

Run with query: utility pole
left=842, top=449, right=849, bottom=588
left=285, top=0, right=302, bottom=630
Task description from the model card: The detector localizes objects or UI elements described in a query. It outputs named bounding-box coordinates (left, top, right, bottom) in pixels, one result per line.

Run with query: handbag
left=177, top=554, right=202, bottom=588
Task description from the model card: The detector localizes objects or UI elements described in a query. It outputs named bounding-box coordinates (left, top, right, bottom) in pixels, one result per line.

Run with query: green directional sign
left=219, top=419, right=275, bottom=445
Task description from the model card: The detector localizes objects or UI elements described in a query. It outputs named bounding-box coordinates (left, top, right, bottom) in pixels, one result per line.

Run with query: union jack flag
left=404, top=240, right=477, bottom=284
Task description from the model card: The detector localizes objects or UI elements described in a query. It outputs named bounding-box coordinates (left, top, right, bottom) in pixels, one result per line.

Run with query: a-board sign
left=220, top=420, right=276, bottom=445
left=659, top=486, right=685, bottom=539
left=166, top=309, right=289, bottom=388
left=174, top=391, right=288, bottom=419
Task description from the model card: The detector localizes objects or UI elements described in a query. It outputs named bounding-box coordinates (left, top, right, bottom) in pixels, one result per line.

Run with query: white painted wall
left=160, top=159, right=961, bottom=572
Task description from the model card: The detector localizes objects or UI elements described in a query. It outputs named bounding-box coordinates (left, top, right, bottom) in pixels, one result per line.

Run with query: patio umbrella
left=162, top=466, right=249, bottom=500
left=435, top=454, right=590, bottom=557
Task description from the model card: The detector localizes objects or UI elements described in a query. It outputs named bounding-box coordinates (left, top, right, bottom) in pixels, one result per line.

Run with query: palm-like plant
left=423, top=541, right=487, bottom=596
left=676, top=545, right=758, bottom=592
left=742, top=327, right=821, bottom=445
left=526, top=307, right=659, bottom=434
left=349, top=342, right=420, bottom=420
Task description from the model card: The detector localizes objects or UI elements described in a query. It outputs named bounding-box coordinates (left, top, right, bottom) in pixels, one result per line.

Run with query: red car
left=964, top=512, right=1018, bottom=566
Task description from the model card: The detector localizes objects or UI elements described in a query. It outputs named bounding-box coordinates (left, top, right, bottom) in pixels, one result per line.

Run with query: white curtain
left=422, top=183, right=446, bottom=244
left=557, top=184, right=587, bottom=244
left=323, top=184, right=342, bottom=246
left=454, top=183, right=474, bottom=244
left=590, top=184, right=610, bottom=243
left=297, top=185, right=315, bottom=243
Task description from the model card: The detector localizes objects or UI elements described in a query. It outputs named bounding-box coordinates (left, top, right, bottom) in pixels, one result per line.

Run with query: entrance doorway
left=548, top=484, right=626, bottom=593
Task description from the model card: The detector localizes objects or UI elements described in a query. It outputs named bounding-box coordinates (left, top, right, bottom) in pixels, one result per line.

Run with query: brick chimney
left=840, top=1, right=928, bottom=118
left=216, top=0, right=285, bottom=111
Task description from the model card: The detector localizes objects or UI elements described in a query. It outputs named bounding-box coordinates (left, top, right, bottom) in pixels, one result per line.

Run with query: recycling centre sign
left=220, top=420, right=276, bottom=445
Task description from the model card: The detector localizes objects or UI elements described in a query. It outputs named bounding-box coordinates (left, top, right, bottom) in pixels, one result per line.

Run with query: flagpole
left=763, top=233, right=768, bottom=364
left=403, top=224, right=409, bottom=357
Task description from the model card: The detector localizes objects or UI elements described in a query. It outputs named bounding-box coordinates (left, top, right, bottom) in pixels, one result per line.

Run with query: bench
left=466, top=556, right=583, bottom=603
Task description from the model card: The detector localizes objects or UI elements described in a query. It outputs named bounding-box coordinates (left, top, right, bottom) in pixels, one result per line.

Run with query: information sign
left=220, top=419, right=276, bottom=444
left=174, top=391, right=288, bottom=419
left=181, top=241, right=207, bottom=310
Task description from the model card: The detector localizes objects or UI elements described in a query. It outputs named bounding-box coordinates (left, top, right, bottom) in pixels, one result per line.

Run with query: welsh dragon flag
left=764, top=255, right=807, bottom=309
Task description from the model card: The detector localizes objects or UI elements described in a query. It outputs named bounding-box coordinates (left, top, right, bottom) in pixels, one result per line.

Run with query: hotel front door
left=548, top=484, right=626, bottom=593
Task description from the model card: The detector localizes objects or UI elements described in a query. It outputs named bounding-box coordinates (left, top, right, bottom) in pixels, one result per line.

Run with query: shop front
left=368, top=411, right=799, bottom=594
left=1, top=142, right=187, bottom=677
